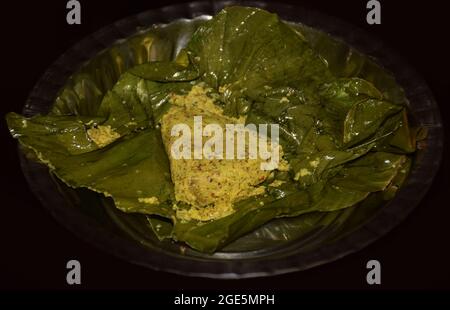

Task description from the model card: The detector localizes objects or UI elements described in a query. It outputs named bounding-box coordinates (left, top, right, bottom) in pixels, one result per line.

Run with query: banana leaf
left=6, top=6, right=419, bottom=253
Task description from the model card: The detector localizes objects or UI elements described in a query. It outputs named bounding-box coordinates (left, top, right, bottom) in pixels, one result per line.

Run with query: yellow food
left=268, top=180, right=285, bottom=187
left=160, top=84, right=288, bottom=222
left=138, top=197, right=160, bottom=204
left=294, top=168, right=312, bottom=180
left=309, top=158, right=320, bottom=168
left=87, top=125, right=120, bottom=147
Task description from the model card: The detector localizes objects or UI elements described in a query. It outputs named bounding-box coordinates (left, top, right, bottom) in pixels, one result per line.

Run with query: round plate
left=19, top=1, right=443, bottom=278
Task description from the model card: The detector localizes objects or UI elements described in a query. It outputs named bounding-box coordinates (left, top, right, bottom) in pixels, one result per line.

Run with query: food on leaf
left=6, top=6, right=420, bottom=253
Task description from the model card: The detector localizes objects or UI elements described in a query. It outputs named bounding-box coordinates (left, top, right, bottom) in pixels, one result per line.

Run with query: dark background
left=0, top=0, right=449, bottom=294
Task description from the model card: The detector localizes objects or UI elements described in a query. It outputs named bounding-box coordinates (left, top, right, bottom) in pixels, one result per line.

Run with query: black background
left=0, top=0, right=449, bottom=295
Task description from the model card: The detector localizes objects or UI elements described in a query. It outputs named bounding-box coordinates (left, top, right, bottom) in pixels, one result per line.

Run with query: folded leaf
left=6, top=6, right=419, bottom=254
left=185, top=6, right=332, bottom=116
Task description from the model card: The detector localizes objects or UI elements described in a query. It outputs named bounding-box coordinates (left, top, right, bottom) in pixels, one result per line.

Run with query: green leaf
left=147, top=216, right=174, bottom=241
left=6, top=112, right=103, bottom=155
left=128, top=61, right=199, bottom=82
left=343, top=99, right=402, bottom=147
left=173, top=191, right=311, bottom=253
left=185, top=6, right=332, bottom=116
left=309, top=152, right=406, bottom=211
left=13, top=124, right=175, bottom=217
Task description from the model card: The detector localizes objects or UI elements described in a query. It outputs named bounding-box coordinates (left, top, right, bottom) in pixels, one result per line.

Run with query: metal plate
left=19, top=1, right=443, bottom=278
